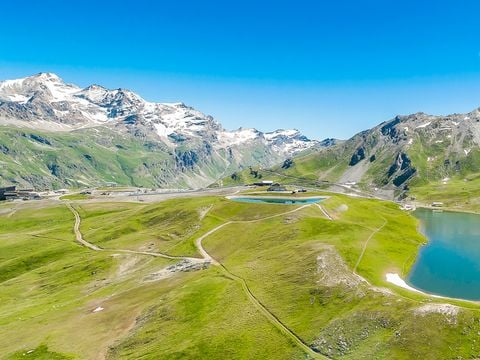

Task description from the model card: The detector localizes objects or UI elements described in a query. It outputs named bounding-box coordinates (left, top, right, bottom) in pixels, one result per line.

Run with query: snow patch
left=416, top=121, right=431, bottom=129
left=154, top=123, right=174, bottom=137
left=217, top=128, right=259, bottom=146
left=385, top=273, right=423, bottom=293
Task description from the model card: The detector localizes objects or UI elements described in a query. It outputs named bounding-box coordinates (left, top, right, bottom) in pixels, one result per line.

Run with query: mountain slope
left=0, top=73, right=322, bottom=189
left=223, top=109, right=480, bottom=200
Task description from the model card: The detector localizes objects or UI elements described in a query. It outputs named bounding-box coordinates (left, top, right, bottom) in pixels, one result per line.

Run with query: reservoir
left=408, top=208, right=480, bottom=300
left=229, top=196, right=325, bottom=205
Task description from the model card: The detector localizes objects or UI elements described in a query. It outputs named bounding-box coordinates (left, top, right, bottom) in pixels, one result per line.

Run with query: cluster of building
left=0, top=186, right=41, bottom=201
left=250, top=180, right=307, bottom=193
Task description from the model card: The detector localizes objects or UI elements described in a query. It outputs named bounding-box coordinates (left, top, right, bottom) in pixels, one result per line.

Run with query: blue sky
left=2, top=0, right=480, bottom=139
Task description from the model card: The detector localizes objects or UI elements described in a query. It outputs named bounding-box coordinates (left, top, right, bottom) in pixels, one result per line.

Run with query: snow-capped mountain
left=0, top=73, right=324, bottom=189
left=0, top=73, right=317, bottom=156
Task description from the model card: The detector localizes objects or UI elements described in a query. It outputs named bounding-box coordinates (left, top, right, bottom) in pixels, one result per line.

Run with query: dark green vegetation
left=2, top=192, right=480, bottom=359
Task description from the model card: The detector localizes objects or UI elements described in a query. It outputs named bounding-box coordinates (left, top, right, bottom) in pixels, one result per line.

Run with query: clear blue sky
left=2, top=0, right=480, bottom=139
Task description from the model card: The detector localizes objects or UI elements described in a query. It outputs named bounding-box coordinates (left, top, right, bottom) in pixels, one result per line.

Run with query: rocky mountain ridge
left=0, top=73, right=318, bottom=155
left=0, top=73, right=323, bottom=189
left=223, top=107, right=480, bottom=199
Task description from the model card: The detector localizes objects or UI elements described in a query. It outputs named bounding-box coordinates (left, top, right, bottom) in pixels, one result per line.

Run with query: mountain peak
left=0, top=73, right=319, bottom=158
left=30, top=72, right=63, bottom=82
left=83, top=84, right=107, bottom=91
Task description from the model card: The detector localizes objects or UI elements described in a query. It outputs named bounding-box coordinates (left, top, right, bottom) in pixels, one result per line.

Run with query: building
left=0, top=186, right=16, bottom=201
left=267, top=184, right=287, bottom=192
left=103, top=182, right=118, bottom=187
left=0, top=186, right=41, bottom=201
left=252, top=180, right=274, bottom=186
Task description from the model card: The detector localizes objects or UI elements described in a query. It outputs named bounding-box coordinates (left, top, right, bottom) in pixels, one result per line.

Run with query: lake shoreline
left=405, top=207, right=480, bottom=303
left=416, top=204, right=480, bottom=216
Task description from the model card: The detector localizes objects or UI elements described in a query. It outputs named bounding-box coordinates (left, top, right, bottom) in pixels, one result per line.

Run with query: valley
left=2, top=186, right=480, bottom=359
left=2, top=75, right=480, bottom=359
left=5, top=2, right=480, bottom=358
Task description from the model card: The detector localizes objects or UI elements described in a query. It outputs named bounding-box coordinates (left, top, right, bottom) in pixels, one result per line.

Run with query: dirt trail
left=66, top=203, right=204, bottom=263
left=353, top=217, right=388, bottom=273
left=194, top=204, right=312, bottom=264
left=66, top=202, right=326, bottom=359
left=67, top=203, right=103, bottom=251
left=192, top=203, right=327, bottom=359
left=315, top=203, right=333, bottom=220
left=220, top=263, right=325, bottom=359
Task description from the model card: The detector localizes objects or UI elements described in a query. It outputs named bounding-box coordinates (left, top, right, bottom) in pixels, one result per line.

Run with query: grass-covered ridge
left=0, top=125, right=280, bottom=190
left=1, top=193, right=480, bottom=359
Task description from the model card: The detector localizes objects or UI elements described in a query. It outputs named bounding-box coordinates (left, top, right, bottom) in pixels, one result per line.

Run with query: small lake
left=408, top=208, right=480, bottom=300
left=230, top=196, right=325, bottom=205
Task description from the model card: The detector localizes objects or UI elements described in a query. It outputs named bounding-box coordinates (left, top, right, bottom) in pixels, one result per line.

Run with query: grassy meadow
left=1, top=192, right=480, bottom=359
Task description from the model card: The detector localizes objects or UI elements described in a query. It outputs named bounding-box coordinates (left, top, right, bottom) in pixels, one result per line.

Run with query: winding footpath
left=315, top=203, right=333, bottom=220
left=66, top=202, right=327, bottom=359
left=353, top=217, right=388, bottom=273
left=66, top=203, right=204, bottom=263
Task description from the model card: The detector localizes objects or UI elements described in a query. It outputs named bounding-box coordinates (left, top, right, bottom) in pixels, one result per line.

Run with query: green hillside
left=2, top=192, right=480, bottom=359
left=0, top=126, right=274, bottom=190
left=220, top=114, right=480, bottom=207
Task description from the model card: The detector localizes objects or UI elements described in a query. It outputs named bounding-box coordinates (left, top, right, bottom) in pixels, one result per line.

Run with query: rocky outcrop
left=349, top=147, right=366, bottom=166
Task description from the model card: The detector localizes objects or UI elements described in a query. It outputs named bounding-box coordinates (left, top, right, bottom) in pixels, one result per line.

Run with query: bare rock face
left=327, top=109, right=480, bottom=195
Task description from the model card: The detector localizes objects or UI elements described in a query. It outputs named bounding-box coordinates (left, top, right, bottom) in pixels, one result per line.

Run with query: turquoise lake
left=408, top=208, right=480, bottom=300
left=230, top=197, right=324, bottom=205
